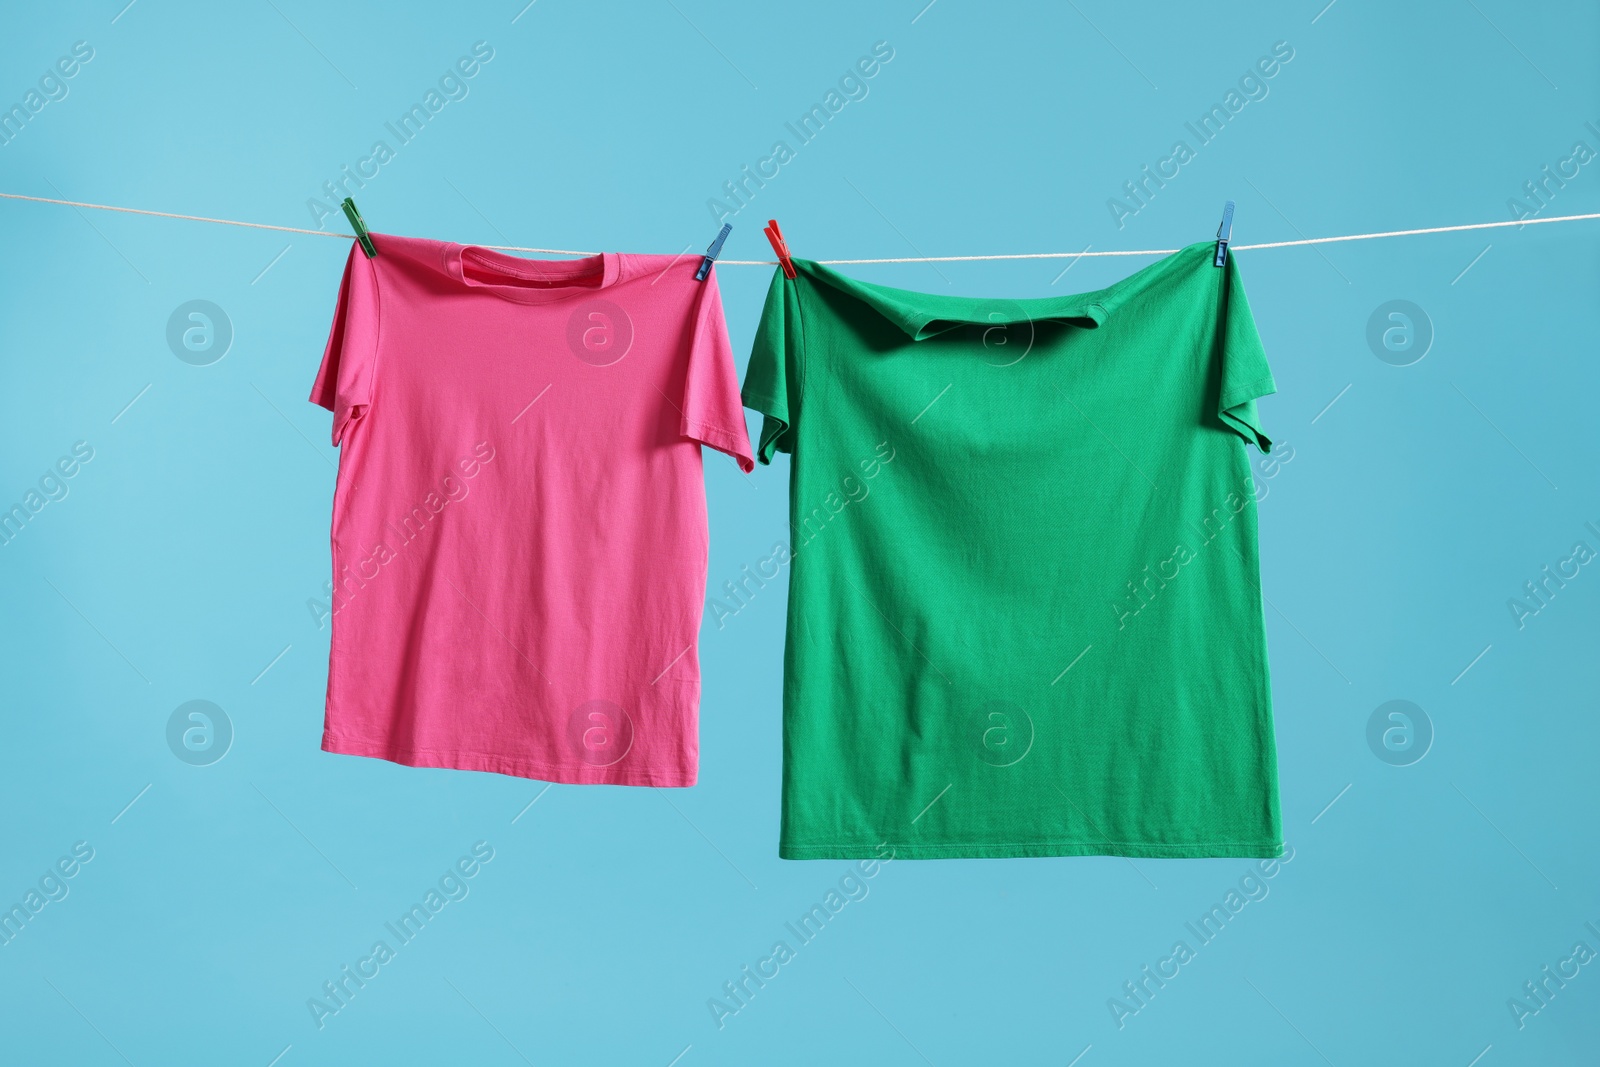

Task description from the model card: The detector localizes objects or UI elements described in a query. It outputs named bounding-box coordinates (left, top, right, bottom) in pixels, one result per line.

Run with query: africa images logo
left=566, top=299, right=633, bottom=366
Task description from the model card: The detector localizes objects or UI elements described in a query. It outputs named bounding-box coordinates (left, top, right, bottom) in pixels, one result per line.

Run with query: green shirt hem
left=780, top=840, right=1287, bottom=860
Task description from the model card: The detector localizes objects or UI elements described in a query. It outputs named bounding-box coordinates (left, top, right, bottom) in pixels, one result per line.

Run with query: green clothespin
left=341, top=197, right=377, bottom=258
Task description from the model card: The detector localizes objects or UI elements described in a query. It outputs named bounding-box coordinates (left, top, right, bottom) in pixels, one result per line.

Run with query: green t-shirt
left=742, top=242, right=1284, bottom=860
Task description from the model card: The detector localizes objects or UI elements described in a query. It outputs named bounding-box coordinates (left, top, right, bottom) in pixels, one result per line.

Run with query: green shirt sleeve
left=1215, top=254, right=1276, bottom=454
left=741, top=269, right=805, bottom=464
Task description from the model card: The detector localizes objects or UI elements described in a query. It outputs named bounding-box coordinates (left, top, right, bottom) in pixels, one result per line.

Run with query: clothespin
left=1213, top=201, right=1235, bottom=267
left=695, top=223, right=732, bottom=281
left=342, top=197, right=377, bottom=258
left=763, top=219, right=796, bottom=279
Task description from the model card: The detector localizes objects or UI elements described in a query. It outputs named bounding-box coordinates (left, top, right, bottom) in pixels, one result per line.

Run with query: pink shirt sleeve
left=310, top=244, right=381, bottom=446
left=679, top=268, right=755, bottom=472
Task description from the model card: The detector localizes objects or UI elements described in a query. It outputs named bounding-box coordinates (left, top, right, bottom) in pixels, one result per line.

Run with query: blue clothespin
left=1213, top=201, right=1235, bottom=267
left=695, top=223, right=732, bottom=281
left=342, top=197, right=377, bottom=258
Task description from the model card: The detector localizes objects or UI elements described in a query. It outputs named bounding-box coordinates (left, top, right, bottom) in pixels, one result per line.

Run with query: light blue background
left=1, top=1, right=1597, bottom=1064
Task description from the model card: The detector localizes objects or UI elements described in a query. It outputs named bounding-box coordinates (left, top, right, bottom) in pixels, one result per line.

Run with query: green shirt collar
left=793, top=258, right=1108, bottom=340
left=792, top=242, right=1217, bottom=341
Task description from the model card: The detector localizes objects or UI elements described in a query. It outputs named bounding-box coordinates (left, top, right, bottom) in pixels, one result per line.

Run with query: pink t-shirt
left=310, top=233, right=753, bottom=786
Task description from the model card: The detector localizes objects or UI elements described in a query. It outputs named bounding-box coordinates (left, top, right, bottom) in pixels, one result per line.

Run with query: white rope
left=3, top=190, right=1595, bottom=265
left=0, top=191, right=593, bottom=256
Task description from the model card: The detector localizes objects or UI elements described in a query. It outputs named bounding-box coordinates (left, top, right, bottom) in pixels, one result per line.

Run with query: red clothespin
left=763, top=219, right=796, bottom=279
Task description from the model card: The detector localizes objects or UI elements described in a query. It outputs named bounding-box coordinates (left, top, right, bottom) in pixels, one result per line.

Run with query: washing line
left=2, top=189, right=1596, bottom=265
